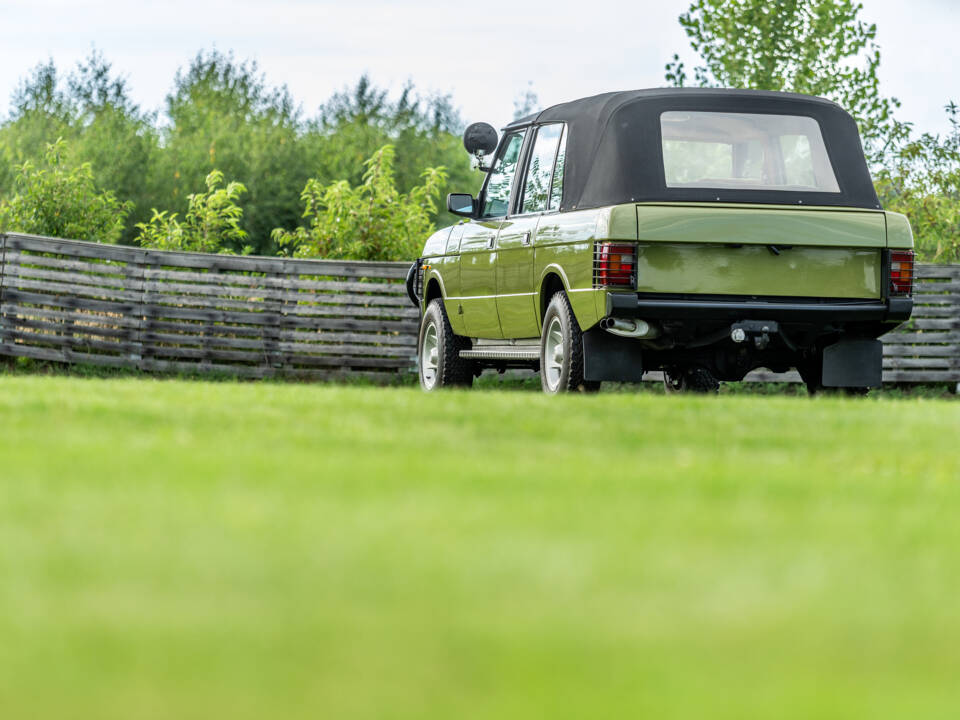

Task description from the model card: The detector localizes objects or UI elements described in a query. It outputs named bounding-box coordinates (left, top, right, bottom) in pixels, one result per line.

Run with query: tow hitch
left=730, top=320, right=780, bottom=350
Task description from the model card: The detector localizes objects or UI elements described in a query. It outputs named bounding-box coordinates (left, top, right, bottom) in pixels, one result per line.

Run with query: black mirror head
left=463, top=122, right=498, bottom=157
left=446, top=193, right=476, bottom=218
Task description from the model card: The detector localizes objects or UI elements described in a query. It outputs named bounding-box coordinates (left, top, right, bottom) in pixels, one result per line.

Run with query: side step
left=460, top=347, right=540, bottom=361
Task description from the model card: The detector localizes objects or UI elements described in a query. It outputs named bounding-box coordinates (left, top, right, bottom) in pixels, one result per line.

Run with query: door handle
left=521, top=231, right=532, bottom=246
left=487, top=235, right=496, bottom=249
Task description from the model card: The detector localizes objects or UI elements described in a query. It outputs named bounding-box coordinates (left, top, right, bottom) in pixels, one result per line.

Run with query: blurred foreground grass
left=1, top=376, right=959, bottom=719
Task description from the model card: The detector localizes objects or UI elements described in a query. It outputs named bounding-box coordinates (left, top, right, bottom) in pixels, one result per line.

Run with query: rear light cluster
left=594, top=242, right=636, bottom=288
left=889, top=250, right=915, bottom=296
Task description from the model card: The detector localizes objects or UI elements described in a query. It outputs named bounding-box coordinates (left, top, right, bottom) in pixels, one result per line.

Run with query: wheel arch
left=537, top=265, right=571, bottom=322
left=423, top=270, right=446, bottom=307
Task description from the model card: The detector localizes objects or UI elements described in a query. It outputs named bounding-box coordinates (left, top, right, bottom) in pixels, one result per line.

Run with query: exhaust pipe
left=601, top=317, right=660, bottom=339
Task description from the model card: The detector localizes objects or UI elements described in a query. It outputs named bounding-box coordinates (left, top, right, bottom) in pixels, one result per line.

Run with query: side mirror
left=447, top=193, right=476, bottom=218
left=463, top=122, right=498, bottom=172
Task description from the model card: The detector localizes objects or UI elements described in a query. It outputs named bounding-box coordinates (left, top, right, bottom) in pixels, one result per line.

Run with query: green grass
left=1, top=376, right=959, bottom=719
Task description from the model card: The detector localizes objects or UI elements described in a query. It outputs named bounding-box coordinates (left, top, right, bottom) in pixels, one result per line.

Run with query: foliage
left=272, top=145, right=446, bottom=261
left=665, top=0, right=959, bottom=263
left=664, top=0, right=903, bottom=163
left=0, top=53, right=162, bottom=243
left=0, top=53, right=474, bottom=254
left=513, top=82, right=540, bottom=120
left=312, top=75, right=473, bottom=230
left=157, top=50, right=312, bottom=254
left=875, top=103, right=960, bottom=262
left=0, top=138, right=131, bottom=243
left=135, top=170, right=248, bottom=254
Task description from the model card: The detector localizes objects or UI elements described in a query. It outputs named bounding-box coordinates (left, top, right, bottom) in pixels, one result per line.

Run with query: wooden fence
left=0, top=232, right=957, bottom=385
left=0, top=233, right=418, bottom=381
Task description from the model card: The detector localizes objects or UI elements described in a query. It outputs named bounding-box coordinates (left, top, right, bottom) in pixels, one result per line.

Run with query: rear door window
left=519, top=124, right=563, bottom=214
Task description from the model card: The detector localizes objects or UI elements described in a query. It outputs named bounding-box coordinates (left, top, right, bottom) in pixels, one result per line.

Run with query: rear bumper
left=606, top=293, right=913, bottom=324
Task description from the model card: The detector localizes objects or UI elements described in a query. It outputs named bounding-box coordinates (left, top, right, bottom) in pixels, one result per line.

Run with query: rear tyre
left=540, top=291, right=600, bottom=394
left=663, top=367, right=720, bottom=394
left=418, top=299, right=474, bottom=390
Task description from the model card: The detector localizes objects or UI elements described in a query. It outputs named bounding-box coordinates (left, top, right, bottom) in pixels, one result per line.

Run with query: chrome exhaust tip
left=601, top=317, right=660, bottom=339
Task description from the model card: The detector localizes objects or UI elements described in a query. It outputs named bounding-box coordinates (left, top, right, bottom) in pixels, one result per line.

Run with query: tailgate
left=635, top=204, right=885, bottom=299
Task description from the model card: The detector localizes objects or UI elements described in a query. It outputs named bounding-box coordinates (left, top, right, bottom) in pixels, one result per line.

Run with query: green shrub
left=272, top=144, right=446, bottom=261
left=875, top=103, right=960, bottom=262
left=135, top=169, right=249, bottom=254
left=0, top=138, right=131, bottom=242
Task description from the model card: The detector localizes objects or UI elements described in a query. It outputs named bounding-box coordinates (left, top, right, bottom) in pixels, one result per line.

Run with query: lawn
left=0, top=375, right=959, bottom=719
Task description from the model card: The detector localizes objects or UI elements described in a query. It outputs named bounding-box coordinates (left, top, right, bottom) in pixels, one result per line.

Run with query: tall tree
left=0, top=52, right=160, bottom=243
left=159, top=50, right=316, bottom=254
left=311, top=75, right=473, bottom=228
left=665, top=0, right=903, bottom=163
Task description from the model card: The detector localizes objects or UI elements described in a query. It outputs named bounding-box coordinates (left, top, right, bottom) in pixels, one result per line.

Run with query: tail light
left=594, top=242, right=636, bottom=288
left=889, top=250, right=914, bottom=296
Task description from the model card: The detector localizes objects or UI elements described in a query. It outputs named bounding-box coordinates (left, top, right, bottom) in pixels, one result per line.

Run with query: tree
left=135, top=170, right=248, bottom=254
left=311, top=75, right=473, bottom=228
left=0, top=138, right=131, bottom=243
left=664, top=0, right=903, bottom=163
left=875, top=103, right=960, bottom=262
left=158, top=50, right=315, bottom=254
left=272, top=145, right=446, bottom=261
left=0, top=52, right=161, bottom=243
left=513, top=82, right=540, bottom=120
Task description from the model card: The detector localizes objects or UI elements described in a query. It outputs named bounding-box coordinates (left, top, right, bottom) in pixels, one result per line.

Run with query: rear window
left=660, top=111, right=840, bottom=193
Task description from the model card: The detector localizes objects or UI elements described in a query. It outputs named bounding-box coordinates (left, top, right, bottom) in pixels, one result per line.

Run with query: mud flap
left=822, top=339, right=883, bottom=388
left=582, top=327, right=645, bottom=382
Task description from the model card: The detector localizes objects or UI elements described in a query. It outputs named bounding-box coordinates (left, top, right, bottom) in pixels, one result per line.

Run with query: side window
left=549, top=125, right=567, bottom=210
left=520, top=124, right=563, bottom=214
left=481, top=131, right=525, bottom=217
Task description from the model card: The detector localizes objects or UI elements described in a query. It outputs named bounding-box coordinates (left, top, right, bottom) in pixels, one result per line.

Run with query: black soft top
left=504, top=88, right=880, bottom=211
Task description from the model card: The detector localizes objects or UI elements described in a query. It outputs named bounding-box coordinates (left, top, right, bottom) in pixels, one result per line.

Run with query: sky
left=1, top=0, right=957, bottom=136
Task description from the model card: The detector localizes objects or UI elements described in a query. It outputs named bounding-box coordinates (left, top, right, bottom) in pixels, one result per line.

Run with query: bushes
left=135, top=170, right=249, bottom=254
left=272, top=145, right=446, bottom=261
left=0, top=138, right=131, bottom=243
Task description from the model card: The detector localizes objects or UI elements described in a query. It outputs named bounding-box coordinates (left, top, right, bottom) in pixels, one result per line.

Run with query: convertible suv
left=407, top=88, right=914, bottom=393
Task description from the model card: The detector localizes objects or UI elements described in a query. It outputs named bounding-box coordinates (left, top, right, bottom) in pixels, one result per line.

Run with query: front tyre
left=418, top=299, right=474, bottom=390
left=540, top=291, right=600, bottom=394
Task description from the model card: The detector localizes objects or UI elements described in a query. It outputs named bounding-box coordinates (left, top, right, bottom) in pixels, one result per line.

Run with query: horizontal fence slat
left=3, top=251, right=140, bottom=278
left=883, top=344, right=959, bottom=357
left=5, top=276, right=143, bottom=303
left=6, top=264, right=144, bottom=291
left=1, top=304, right=142, bottom=329
left=916, top=265, right=960, bottom=280
left=143, top=267, right=405, bottom=295
left=142, top=280, right=409, bottom=306
left=5, top=234, right=146, bottom=263
left=883, top=370, right=960, bottom=382
left=0, top=341, right=141, bottom=369
left=10, top=317, right=138, bottom=342
left=883, top=357, right=954, bottom=369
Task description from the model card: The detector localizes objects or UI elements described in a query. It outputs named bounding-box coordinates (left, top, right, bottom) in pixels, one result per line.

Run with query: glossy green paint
left=636, top=203, right=887, bottom=248
left=635, top=243, right=881, bottom=298
left=534, top=209, right=605, bottom=333
left=496, top=215, right=540, bottom=337
left=420, top=200, right=913, bottom=341
left=454, top=219, right=503, bottom=338
left=884, top=211, right=914, bottom=249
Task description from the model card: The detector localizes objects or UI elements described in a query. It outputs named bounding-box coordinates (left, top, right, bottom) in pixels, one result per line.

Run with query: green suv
left=407, top=88, right=915, bottom=393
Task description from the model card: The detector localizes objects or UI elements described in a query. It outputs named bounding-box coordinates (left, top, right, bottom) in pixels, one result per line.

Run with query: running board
left=460, top=347, right=540, bottom=361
